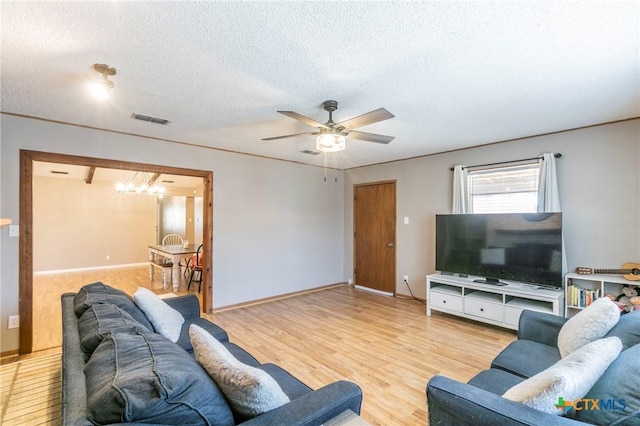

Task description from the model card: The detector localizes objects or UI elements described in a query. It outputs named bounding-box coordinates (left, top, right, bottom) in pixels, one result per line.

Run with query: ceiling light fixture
left=115, top=172, right=166, bottom=197
left=316, top=131, right=346, bottom=152
left=90, top=63, right=116, bottom=100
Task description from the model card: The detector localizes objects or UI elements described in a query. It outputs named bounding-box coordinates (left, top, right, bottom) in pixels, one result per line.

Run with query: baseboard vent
left=300, top=150, right=321, bottom=155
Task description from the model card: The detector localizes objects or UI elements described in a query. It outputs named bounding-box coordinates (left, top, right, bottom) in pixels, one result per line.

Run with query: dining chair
left=188, top=244, right=203, bottom=293
left=162, top=233, right=184, bottom=247
left=160, top=234, right=185, bottom=281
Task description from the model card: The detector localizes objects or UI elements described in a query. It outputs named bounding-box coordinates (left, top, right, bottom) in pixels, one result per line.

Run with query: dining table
left=148, top=243, right=200, bottom=292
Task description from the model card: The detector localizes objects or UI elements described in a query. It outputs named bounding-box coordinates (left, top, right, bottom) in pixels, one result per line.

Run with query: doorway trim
left=19, top=149, right=214, bottom=354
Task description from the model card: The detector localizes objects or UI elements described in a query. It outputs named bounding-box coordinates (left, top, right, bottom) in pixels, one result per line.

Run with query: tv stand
left=426, top=273, right=564, bottom=330
left=472, top=278, right=507, bottom=286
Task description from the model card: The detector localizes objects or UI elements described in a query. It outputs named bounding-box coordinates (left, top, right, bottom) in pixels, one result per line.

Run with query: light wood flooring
left=1, top=353, right=61, bottom=425
left=32, top=265, right=201, bottom=352
left=20, top=267, right=516, bottom=425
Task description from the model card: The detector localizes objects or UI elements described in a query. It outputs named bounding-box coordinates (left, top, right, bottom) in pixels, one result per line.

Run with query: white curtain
left=538, top=153, right=567, bottom=276
left=538, top=153, right=561, bottom=212
left=452, top=165, right=468, bottom=214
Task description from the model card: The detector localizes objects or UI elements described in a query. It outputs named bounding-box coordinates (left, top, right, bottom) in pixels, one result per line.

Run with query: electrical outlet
left=8, top=315, right=19, bottom=329
left=403, top=275, right=409, bottom=283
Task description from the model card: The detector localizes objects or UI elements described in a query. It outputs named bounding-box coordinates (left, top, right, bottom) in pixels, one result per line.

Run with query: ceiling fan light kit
left=263, top=100, right=395, bottom=153
left=90, top=63, right=116, bottom=100
left=316, top=132, right=346, bottom=152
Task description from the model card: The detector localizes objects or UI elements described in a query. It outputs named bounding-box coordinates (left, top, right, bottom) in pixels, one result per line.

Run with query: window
left=468, top=163, right=540, bottom=213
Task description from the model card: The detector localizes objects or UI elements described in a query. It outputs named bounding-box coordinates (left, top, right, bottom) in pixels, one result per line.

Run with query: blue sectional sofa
left=61, top=282, right=363, bottom=425
left=427, top=310, right=640, bottom=425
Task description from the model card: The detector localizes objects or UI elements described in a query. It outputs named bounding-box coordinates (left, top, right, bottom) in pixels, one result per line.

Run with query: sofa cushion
left=503, top=337, right=622, bottom=415
left=603, top=310, right=640, bottom=350
left=74, top=282, right=153, bottom=330
left=85, top=329, right=234, bottom=426
left=569, top=343, right=640, bottom=424
left=176, top=317, right=229, bottom=352
left=259, top=363, right=313, bottom=400
left=77, top=304, right=150, bottom=360
left=557, top=297, right=620, bottom=357
left=190, top=324, right=290, bottom=420
left=467, top=368, right=525, bottom=396
left=491, top=339, right=561, bottom=378
left=133, top=287, right=184, bottom=342
left=223, top=341, right=262, bottom=367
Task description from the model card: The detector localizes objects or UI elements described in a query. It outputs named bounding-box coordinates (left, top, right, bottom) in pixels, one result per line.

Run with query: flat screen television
left=435, top=213, right=563, bottom=288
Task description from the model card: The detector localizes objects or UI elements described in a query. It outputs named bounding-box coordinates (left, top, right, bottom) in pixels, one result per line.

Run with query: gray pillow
left=189, top=324, right=290, bottom=419
left=77, top=304, right=149, bottom=360
left=74, top=282, right=153, bottom=330
left=133, top=287, right=184, bottom=342
left=570, top=344, right=640, bottom=424
left=85, top=329, right=234, bottom=426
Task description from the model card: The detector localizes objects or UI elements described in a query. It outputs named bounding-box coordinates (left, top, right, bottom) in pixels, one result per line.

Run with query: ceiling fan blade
left=278, top=111, right=330, bottom=129
left=346, top=131, right=395, bottom=144
left=262, top=132, right=318, bottom=141
left=335, top=108, right=394, bottom=130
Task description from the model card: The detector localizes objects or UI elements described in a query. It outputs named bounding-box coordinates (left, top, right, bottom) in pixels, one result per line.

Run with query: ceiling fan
left=262, top=100, right=395, bottom=152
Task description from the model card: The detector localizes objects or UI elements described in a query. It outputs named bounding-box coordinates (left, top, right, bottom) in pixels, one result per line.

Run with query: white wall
left=0, top=114, right=344, bottom=352
left=33, top=176, right=157, bottom=271
left=2, top=115, right=638, bottom=353
left=344, top=119, right=640, bottom=298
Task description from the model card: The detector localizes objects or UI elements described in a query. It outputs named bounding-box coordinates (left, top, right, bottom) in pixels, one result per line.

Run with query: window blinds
left=468, top=163, right=540, bottom=213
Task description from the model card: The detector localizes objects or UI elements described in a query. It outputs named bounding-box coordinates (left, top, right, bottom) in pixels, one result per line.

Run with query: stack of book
left=566, top=283, right=600, bottom=308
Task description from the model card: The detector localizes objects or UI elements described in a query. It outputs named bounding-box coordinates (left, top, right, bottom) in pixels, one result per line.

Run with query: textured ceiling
left=2, top=1, right=638, bottom=169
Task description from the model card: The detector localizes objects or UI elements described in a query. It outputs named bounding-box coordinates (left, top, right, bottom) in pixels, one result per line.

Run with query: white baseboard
left=34, top=262, right=149, bottom=276
left=354, top=285, right=393, bottom=297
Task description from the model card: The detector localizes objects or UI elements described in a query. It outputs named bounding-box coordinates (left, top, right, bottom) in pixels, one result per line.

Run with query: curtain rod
left=449, top=153, right=562, bottom=171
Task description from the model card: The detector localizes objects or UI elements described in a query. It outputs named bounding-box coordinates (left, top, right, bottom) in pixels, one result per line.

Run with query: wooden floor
left=0, top=352, right=62, bottom=425
left=19, top=267, right=516, bottom=425
left=32, top=265, right=201, bottom=352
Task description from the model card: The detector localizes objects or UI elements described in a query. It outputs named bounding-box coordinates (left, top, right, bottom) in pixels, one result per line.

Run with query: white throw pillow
left=557, top=297, right=620, bottom=357
left=133, top=287, right=184, bottom=342
left=503, top=336, right=622, bottom=415
left=189, top=324, right=290, bottom=418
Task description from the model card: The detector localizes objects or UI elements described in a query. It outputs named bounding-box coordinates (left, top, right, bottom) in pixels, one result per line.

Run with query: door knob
left=387, top=243, right=394, bottom=247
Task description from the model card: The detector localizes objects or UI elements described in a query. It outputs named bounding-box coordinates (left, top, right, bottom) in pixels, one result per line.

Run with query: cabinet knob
left=480, top=308, right=484, bottom=312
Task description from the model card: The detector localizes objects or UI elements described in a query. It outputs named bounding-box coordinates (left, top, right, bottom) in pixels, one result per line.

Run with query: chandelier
left=115, top=172, right=166, bottom=197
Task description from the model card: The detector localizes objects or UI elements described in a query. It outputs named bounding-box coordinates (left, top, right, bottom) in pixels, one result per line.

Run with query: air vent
left=300, top=150, right=321, bottom=155
left=50, top=170, right=69, bottom=175
left=161, top=180, right=174, bottom=184
left=131, top=113, right=171, bottom=125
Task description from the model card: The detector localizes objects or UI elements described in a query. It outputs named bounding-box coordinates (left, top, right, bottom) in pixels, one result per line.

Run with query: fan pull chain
left=323, top=152, right=327, bottom=183
left=334, top=153, right=338, bottom=183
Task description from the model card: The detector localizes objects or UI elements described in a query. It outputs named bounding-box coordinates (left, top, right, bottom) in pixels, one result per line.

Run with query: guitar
left=575, top=262, right=640, bottom=281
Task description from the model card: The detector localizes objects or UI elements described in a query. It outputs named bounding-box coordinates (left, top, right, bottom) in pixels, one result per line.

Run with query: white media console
left=426, top=273, right=565, bottom=330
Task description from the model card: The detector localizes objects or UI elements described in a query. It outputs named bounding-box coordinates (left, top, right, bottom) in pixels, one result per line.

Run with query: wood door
left=354, top=181, right=396, bottom=293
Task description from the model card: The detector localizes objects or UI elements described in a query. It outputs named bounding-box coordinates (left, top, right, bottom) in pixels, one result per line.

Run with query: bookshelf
left=564, top=272, right=634, bottom=317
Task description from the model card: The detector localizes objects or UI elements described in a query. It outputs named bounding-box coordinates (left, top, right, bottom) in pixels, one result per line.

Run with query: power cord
left=403, top=278, right=426, bottom=304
